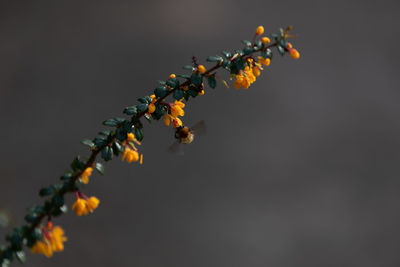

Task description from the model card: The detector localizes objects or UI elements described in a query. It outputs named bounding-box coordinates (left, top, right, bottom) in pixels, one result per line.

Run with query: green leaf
left=190, top=73, right=203, bottom=86
left=15, top=251, right=26, bottom=264
left=137, top=103, right=148, bottom=113
left=134, top=127, right=144, bottom=142
left=271, top=33, right=279, bottom=40
left=1, top=259, right=10, bottom=267
left=93, top=136, right=106, bottom=147
left=123, top=105, right=137, bottom=116
left=138, top=96, right=152, bottom=104
left=221, top=51, right=232, bottom=58
left=39, top=187, right=54, bottom=197
left=95, top=162, right=105, bottom=175
left=241, top=40, right=252, bottom=46
left=221, top=60, right=230, bottom=68
left=154, top=86, right=168, bottom=98
left=177, top=74, right=190, bottom=79
left=52, top=194, right=64, bottom=208
left=207, top=76, right=217, bottom=89
left=166, top=77, right=179, bottom=88
left=206, top=56, right=222, bottom=63
left=112, top=141, right=123, bottom=156
left=102, top=118, right=118, bottom=127
left=187, top=86, right=198, bottom=97
left=173, top=89, right=184, bottom=100
left=24, top=214, right=37, bottom=224
left=115, top=128, right=126, bottom=142
left=101, top=146, right=113, bottom=161
left=183, top=65, right=195, bottom=71
left=51, top=204, right=68, bottom=217
left=81, top=139, right=95, bottom=148
left=26, top=228, right=42, bottom=247
left=70, top=156, right=85, bottom=172
left=60, top=172, right=72, bottom=181
left=243, top=47, right=253, bottom=55
left=261, top=48, right=273, bottom=59
left=157, top=80, right=166, bottom=85
left=152, top=103, right=167, bottom=120
left=98, top=130, right=111, bottom=136
left=277, top=45, right=285, bottom=56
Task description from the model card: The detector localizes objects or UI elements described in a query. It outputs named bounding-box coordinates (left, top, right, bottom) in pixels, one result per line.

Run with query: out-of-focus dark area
left=1, top=0, right=400, bottom=266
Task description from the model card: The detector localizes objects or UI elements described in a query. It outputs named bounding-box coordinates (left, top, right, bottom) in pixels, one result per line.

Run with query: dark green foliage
left=39, top=187, right=54, bottom=197
left=24, top=214, right=38, bottom=224
left=154, top=86, right=168, bottom=98
left=52, top=194, right=64, bottom=208
left=81, top=139, right=95, bottom=148
left=26, top=228, right=42, bottom=248
left=151, top=103, right=167, bottom=120
left=173, top=89, right=184, bottom=100
left=207, top=76, right=217, bottom=89
left=277, top=45, right=285, bottom=56
left=261, top=48, right=273, bottom=59
left=206, top=56, right=222, bottom=63
left=183, top=65, right=195, bottom=71
left=137, top=103, right=148, bottom=113
left=187, top=86, right=199, bottom=97
left=14, top=251, right=26, bottom=264
left=102, top=118, right=118, bottom=127
left=70, top=157, right=85, bottom=172
left=137, top=96, right=152, bottom=104
left=101, top=146, right=113, bottom=161
left=190, top=73, right=203, bottom=86
left=177, top=74, right=190, bottom=79
left=166, top=77, right=179, bottom=88
left=134, top=127, right=144, bottom=142
left=123, top=105, right=137, bottom=116
left=221, top=51, right=232, bottom=58
left=241, top=40, right=252, bottom=46
left=243, top=47, right=253, bottom=55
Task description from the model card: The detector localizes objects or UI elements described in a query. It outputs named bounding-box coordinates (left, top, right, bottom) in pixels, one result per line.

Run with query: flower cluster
left=30, top=224, right=67, bottom=258
left=72, top=192, right=100, bottom=216
left=122, top=133, right=143, bottom=164
left=164, top=100, right=185, bottom=128
left=0, top=25, right=300, bottom=265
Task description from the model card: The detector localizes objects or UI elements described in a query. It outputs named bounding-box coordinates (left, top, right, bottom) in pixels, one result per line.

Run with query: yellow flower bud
left=261, top=37, right=270, bottom=44
left=255, top=26, right=264, bottom=36
left=169, top=74, right=176, bottom=79
left=127, top=133, right=135, bottom=142
left=199, top=90, right=205, bottom=95
left=148, top=103, right=156, bottom=113
left=197, top=65, right=206, bottom=74
left=289, top=49, right=300, bottom=59
left=286, top=42, right=293, bottom=49
left=252, top=66, right=261, bottom=77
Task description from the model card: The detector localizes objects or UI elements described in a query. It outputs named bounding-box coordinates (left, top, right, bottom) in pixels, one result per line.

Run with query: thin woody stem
left=15, top=41, right=279, bottom=253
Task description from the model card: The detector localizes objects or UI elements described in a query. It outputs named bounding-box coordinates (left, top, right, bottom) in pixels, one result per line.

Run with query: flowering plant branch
left=0, top=25, right=300, bottom=266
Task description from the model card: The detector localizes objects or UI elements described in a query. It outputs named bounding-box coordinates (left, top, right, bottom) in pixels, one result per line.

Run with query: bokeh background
left=1, top=0, right=400, bottom=266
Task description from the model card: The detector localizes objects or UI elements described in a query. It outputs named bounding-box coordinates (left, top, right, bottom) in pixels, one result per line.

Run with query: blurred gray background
left=1, top=0, right=400, bottom=266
